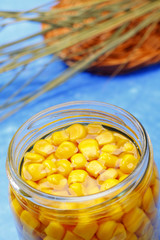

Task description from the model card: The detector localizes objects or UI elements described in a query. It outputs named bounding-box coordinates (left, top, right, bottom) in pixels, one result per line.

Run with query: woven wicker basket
left=43, top=0, right=160, bottom=75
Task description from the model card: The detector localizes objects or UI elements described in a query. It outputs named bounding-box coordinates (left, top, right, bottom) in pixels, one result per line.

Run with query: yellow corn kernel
left=55, top=141, right=77, bottom=159
left=47, top=174, right=67, bottom=190
left=123, top=142, right=134, bottom=152
left=43, top=159, right=57, bottom=175
left=142, top=187, right=156, bottom=214
left=101, top=144, right=117, bottom=153
left=86, top=123, right=103, bottom=135
left=27, top=163, right=46, bottom=181
left=68, top=170, right=88, bottom=185
left=51, top=130, right=69, bottom=146
left=126, top=233, right=137, bottom=240
left=45, top=135, right=52, bottom=144
left=101, top=178, right=119, bottom=191
left=66, top=123, right=87, bottom=141
left=71, top=153, right=87, bottom=169
left=24, top=152, right=45, bottom=163
left=108, top=203, right=124, bottom=221
left=73, top=222, right=98, bottom=240
left=20, top=210, right=40, bottom=230
left=96, top=130, right=115, bottom=146
left=136, top=216, right=151, bottom=237
left=44, top=221, right=65, bottom=240
left=120, top=154, right=138, bottom=174
left=45, top=153, right=56, bottom=162
left=26, top=180, right=39, bottom=189
left=99, top=152, right=118, bottom=168
left=114, top=133, right=128, bottom=146
left=111, top=223, right=126, bottom=240
left=63, top=231, right=83, bottom=240
left=33, top=140, right=55, bottom=157
left=11, top=198, right=23, bottom=216
left=69, top=183, right=85, bottom=196
left=86, top=160, right=104, bottom=178
left=39, top=214, right=50, bottom=226
left=152, top=179, right=160, bottom=205
left=97, top=220, right=117, bottom=240
left=98, top=168, right=118, bottom=184
left=43, top=236, right=57, bottom=240
left=78, top=139, right=99, bottom=161
left=56, top=159, right=73, bottom=177
left=119, top=174, right=128, bottom=182
left=122, top=207, right=145, bottom=233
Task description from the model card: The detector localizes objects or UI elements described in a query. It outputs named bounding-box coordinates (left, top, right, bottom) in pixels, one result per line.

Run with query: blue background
left=0, top=1, right=160, bottom=239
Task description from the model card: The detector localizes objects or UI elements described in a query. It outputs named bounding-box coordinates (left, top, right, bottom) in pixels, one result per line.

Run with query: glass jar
left=6, top=101, right=160, bottom=240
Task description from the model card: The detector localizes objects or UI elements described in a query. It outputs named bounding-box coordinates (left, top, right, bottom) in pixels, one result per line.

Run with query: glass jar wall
left=6, top=101, right=160, bottom=240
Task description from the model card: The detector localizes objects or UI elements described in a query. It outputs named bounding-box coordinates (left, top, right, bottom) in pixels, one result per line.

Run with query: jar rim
left=6, top=101, right=150, bottom=206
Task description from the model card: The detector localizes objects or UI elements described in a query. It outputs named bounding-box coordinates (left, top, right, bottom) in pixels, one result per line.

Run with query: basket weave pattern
left=43, top=0, right=160, bottom=75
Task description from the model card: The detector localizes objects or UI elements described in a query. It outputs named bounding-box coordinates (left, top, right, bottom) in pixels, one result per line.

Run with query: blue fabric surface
left=0, top=1, right=160, bottom=239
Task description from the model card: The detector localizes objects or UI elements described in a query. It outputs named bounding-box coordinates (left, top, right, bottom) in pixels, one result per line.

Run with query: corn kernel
left=63, top=231, right=83, bottom=240
left=24, top=152, right=45, bottom=163
left=136, top=216, right=151, bottom=237
left=96, top=220, right=117, bottom=240
left=122, top=207, right=145, bottom=233
left=86, top=123, right=103, bottom=135
left=152, top=179, right=160, bottom=205
left=20, top=210, right=40, bottom=230
left=108, top=203, right=124, bottom=221
left=39, top=214, right=50, bottom=226
left=78, top=139, right=99, bottom=161
left=111, top=223, right=126, bottom=240
left=101, top=179, right=119, bottom=191
left=98, top=168, right=118, bottom=184
left=123, top=142, right=134, bottom=152
left=142, top=187, right=156, bottom=214
left=43, top=159, right=57, bottom=175
left=33, top=140, right=55, bottom=157
left=86, top=160, right=104, bottom=178
left=66, top=123, right=87, bottom=141
left=69, top=183, right=85, bottom=196
left=45, top=135, right=52, bottom=144
left=99, top=153, right=118, bottom=168
left=27, top=163, right=46, bottom=181
left=56, top=159, right=73, bottom=177
left=26, top=180, right=39, bottom=189
left=96, top=130, right=115, bottom=146
left=44, top=221, right=65, bottom=240
left=114, top=133, right=127, bottom=146
left=51, top=130, right=69, bottom=146
left=68, top=170, right=88, bottom=185
left=71, top=153, right=87, bottom=169
left=55, top=141, right=77, bottom=159
left=73, top=222, right=98, bottom=240
left=120, top=154, right=138, bottom=174
left=11, top=198, right=23, bottom=216
left=101, top=144, right=117, bottom=153
left=47, top=174, right=67, bottom=190
left=126, top=233, right=137, bottom=240
left=45, top=153, right=56, bottom=162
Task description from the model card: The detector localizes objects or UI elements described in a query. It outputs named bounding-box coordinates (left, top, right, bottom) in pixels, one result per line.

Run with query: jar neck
left=6, top=101, right=152, bottom=213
